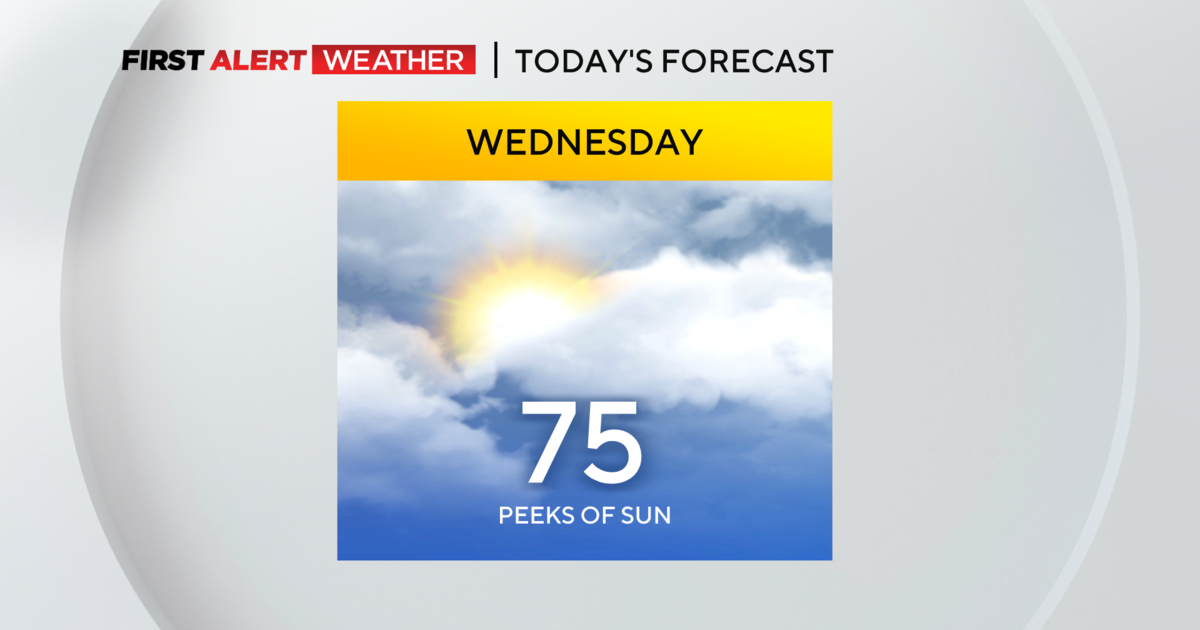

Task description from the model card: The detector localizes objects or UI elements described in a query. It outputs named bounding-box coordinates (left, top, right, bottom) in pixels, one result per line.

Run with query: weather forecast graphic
left=336, top=181, right=832, bottom=559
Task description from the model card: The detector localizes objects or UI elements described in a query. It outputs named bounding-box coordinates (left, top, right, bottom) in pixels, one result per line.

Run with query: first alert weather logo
left=119, top=45, right=476, bottom=74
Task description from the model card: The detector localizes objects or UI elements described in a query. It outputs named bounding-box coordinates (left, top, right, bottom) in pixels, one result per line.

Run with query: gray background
left=0, top=0, right=1195, bottom=628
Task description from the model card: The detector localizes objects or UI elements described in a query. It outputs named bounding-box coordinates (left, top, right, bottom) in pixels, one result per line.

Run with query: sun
left=439, top=251, right=601, bottom=359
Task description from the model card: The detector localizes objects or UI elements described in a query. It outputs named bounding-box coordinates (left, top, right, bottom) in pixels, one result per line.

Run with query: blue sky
left=337, top=181, right=832, bottom=560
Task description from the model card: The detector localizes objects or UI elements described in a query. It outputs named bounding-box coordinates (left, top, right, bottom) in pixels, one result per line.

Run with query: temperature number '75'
left=522, top=401, right=640, bottom=484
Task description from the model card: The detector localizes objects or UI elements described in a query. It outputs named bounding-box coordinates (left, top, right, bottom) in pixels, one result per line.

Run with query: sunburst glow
left=440, top=252, right=602, bottom=358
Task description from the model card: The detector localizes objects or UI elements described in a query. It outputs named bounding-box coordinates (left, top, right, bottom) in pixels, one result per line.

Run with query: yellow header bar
left=337, top=101, right=832, bottom=181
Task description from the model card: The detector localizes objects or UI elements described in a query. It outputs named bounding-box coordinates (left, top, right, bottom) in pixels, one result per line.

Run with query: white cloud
left=337, top=308, right=527, bottom=505
left=337, top=181, right=831, bottom=298
left=491, top=247, right=832, bottom=420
